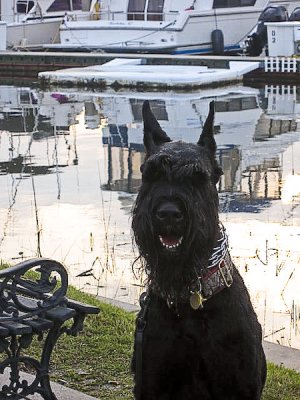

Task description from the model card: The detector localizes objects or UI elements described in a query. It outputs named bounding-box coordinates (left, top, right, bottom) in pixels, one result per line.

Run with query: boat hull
left=58, top=8, right=265, bottom=55
left=7, top=19, right=61, bottom=48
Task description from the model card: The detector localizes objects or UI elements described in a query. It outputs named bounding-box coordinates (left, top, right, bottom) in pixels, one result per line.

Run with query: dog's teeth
left=159, top=235, right=183, bottom=250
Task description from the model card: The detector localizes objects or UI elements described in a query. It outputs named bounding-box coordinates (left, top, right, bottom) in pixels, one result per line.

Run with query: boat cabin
left=97, top=0, right=259, bottom=22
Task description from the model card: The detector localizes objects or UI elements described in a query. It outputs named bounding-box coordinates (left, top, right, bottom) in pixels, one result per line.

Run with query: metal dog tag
left=190, top=291, right=206, bottom=310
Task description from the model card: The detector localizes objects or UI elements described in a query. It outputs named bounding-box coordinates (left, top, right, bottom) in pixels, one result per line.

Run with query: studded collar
left=189, top=251, right=234, bottom=310
left=189, top=224, right=234, bottom=310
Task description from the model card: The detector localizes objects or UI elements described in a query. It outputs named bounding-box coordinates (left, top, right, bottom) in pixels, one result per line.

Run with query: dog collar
left=189, top=225, right=233, bottom=310
left=169, top=225, right=233, bottom=311
left=189, top=251, right=233, bottom=310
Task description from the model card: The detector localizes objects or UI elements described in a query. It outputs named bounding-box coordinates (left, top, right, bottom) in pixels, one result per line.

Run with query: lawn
left=49, top=286, right=135, bottom=399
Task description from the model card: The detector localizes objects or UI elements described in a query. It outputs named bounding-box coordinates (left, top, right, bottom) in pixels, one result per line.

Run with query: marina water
left=0, top=83, right=299, bottom=348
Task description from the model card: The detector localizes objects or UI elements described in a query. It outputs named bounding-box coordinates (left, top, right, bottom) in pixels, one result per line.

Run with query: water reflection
left=0, top=84, right=300, bottom=348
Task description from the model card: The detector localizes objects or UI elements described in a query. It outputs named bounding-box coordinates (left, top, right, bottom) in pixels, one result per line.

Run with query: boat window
left=16, top=0, right=35, bottom=14
left=128, top=0, right=146, bottom=20
left=47, top=0, right=83, bottom=12
left=72, top=0, right=82, bottom=10
left=130, top=99, right=168, bottom=122
left=213, top=0, right=255, bottom=8
left=147, top=0, right=164, bottom=21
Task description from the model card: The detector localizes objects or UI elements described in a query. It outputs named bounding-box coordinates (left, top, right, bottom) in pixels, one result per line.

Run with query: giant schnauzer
left=131, top=100, right=266, bottom=400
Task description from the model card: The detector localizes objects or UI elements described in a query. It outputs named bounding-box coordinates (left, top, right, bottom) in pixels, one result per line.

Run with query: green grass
left=48, top=286, right=136, bottom=399
left=262, top=363, right=300, bottom=400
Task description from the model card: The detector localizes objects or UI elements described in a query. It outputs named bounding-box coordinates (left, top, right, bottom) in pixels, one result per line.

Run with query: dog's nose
left=155, top=201, right=183, bottom=223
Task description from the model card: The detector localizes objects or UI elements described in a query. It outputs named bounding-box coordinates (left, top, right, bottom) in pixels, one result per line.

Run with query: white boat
left=0, top=0, right=91, bottom=49
left=54, top=0, right=271, bottom=55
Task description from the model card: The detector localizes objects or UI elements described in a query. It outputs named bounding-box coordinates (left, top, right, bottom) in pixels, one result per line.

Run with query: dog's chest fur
left=140, top=271, right=260, bottom=394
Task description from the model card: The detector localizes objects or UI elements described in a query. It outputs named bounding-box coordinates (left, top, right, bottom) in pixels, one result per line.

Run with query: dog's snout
left=155, top=201, right=183, bottom=223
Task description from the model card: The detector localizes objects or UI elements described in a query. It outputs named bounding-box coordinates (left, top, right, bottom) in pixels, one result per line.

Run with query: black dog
left=131, top=100, right=266, bottom=400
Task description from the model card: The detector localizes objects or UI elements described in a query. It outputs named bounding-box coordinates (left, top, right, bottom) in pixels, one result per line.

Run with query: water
left=0, top=83, right=300, bottom=348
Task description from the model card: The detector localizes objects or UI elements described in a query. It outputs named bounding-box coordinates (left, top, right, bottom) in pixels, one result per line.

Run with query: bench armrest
left=66, top=298, right=100, bottom=314
left=0, top=258, right=68, bottom=321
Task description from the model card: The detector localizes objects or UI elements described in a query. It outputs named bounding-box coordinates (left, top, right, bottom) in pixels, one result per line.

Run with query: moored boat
left=51, top=0, right=271, bottom=55
left=0, top=0, right=91, bottom=49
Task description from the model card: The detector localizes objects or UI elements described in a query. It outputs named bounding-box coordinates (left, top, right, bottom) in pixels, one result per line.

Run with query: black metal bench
left=0, top=258, right=100, bottom=399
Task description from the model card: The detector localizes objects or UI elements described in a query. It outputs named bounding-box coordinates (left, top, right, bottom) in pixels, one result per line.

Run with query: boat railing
left=64, top=9, right=179, bottom=22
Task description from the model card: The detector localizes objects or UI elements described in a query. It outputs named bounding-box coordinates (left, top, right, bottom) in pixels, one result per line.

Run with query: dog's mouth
left=159, top=235, right=183, bottom=251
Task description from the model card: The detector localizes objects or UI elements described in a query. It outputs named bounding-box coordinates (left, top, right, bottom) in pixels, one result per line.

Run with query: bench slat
left=45, top=306, right=76, bottom=323
left=24, top=317, right=54, bottom=332
left=0, top=321, right=32, bottom=335
left=0, top=325, right=9, bottom=336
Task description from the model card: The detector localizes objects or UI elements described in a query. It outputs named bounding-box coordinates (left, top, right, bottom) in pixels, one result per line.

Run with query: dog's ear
left=197, top=101, right=216, bottom=155
left=142, top=100, right=171, bottom=156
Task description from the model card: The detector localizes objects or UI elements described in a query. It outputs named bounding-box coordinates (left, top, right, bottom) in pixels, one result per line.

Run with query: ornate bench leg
left=38, top=323, right=66, bottom=400
left=0, top=323, right=66, bottom=400
left=0, top=335, right=46, bottom=399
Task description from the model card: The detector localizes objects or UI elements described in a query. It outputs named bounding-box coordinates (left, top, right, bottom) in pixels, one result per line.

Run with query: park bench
left=0, top=257, right=100, bottom=399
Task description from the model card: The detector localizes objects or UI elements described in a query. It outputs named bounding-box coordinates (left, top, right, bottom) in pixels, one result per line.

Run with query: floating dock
left=0, top=51, right=298, bottom=85
left=38, top=57, right=260, bottom=89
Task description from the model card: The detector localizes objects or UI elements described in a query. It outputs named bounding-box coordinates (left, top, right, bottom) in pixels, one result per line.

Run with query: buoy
left=211, top=29, right=224, bottom=55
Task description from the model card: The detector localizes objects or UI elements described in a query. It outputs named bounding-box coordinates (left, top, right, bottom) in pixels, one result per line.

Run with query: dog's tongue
left=163, top=237, right=178, bottom=246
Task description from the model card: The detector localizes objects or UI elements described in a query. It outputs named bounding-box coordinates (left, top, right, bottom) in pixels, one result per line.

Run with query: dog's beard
left=134, top=221, right=218, bottom=301
left=144, top=251, right=199, bottom=300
